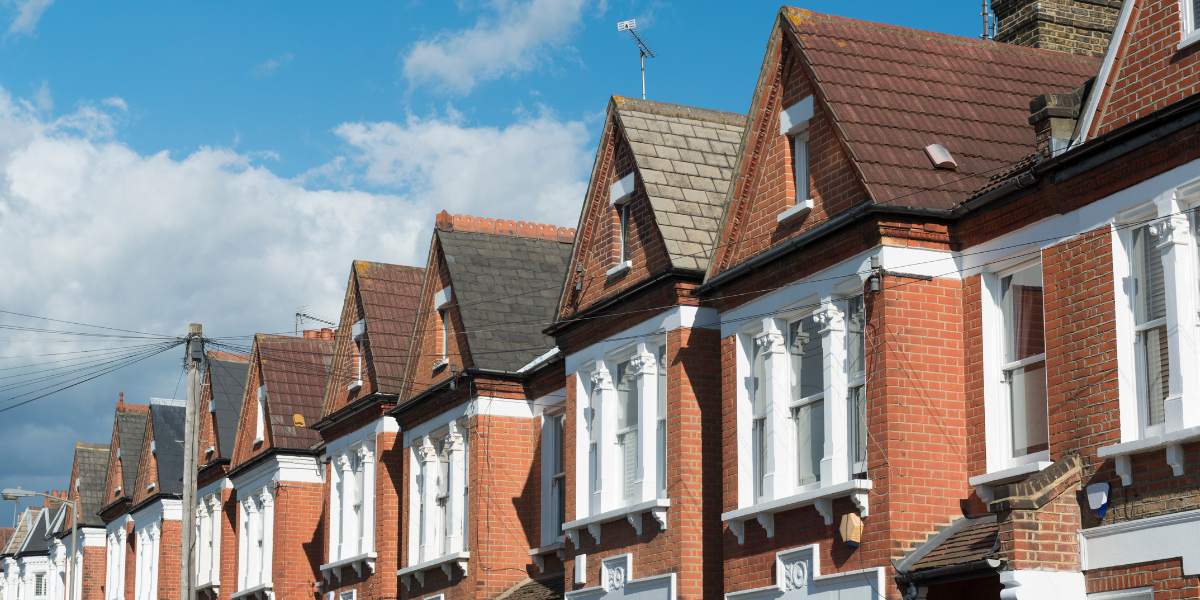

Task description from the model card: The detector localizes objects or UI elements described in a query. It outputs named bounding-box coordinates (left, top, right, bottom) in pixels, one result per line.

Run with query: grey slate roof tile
left=68, top=443, right=110, bottom=529
left=209, top=358, right=249, bottom=457
left=117, top=409, right=148, bottom=494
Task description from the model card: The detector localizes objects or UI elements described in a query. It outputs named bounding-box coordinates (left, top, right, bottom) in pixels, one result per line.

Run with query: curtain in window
left=789, top=316, right=824, bottom=486
left=1001, top=264, right=1048, bottom=457
left=616, top=360, right=640, bottom=501
left=1133, top=226, right=1169, bottom=426
left=656, top=345, right=667, bottom=498
left=846, top=296, right=867, bottom=473
left=751, top=343, right=768, bottom=501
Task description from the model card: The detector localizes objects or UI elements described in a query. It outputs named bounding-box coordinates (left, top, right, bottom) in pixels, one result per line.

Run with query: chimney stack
left=992, top=0, right=1121, bottom=57
left=302, top=328, right=334, bottom=340
left=1029, top=89, right=1085, bottom=158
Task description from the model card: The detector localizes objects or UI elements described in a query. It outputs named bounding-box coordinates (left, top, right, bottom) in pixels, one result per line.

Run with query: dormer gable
left=57, top=442, right=109, bottom=533
left=707, top=8, right=1099, bottom=283
left=557, top=96, right=743, bottom=319
left=229, top=333, right=332, bottom=470
left=402, top=212, right=573, bottom=400
left=1078, top=0, right=1200, bottom=139
left=320, top=260, right=424, bottom=423
left=131, top=400, right=185, bottom=509
left=99, top=394, right=149, bottom=518
left=197, top=350, right=249, bottom=469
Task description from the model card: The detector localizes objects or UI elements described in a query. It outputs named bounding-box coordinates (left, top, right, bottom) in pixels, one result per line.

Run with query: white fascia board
left=779, top=96, right=813, bottom=135
left=105, top=514, right=132, bottom=536
left=132, top=498, right=182, bottom=527
left=324, top=416, right=396, bottom=457
left=1081, top=508, right=1200, bottom=575
left=197, top=477, right=232, bottom=500
left=400, top=396, right=544, bottom=447
left=230, top=453, right=323, bottom=496
left=565, top=306, right=717, bottom=374
left=517, top=347, right=562, bottom=374
left=78, top=527, right=106, bottom=547
left=610, top=172, right=637, bottom=206
left=1074, top=0, right=1136, bottom=145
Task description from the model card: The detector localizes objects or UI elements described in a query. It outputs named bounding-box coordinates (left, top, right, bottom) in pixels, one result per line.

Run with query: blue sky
left=0, top=0, right=980, bottom=507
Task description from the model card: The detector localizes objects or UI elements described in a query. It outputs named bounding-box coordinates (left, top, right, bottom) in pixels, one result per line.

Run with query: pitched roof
left=1, top=508, right=38, bottom=556
left=65, top=443, right=110, bottom=529
left=116, top=404, right=149, bottom=493
left=899, top=514, right=1001, bottom=574
left=496, top=577, right=564, bottom=600
left=208, top=355, right=250, bottom=457
left=148, top=401, right=187, bottom=496
left=353, top=261, right=425, bottom=394
left=435, top=220, right=574, bottom=373
left=0, top=529, right=11, bottom=554
left=257, top=334, right=333, bottom=449
left=612, top=96, right=745, bottom=271
left=15, top=507, right=50, bottom=556
left=779, top=8, right=1099, bottom=210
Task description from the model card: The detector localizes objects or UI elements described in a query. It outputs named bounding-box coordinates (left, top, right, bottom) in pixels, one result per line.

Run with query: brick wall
left=216, top=487, right=239, bottom=600
left=993, top=0, right=1120, bottom=57
left=1085, top=557, right=1200, bottom=598
left=81, top=545, right=105, bottom=600
left=272, top=481, right=324, bottom=600
left=157, top=519, right=182, bottom=600
left=710, top=31, right=869, bottom=279
left=124, top=521, right=135, bottom=600
left=403, top=239, right=470, bottom=400
left=1090, top=0, right=1200, bottom=137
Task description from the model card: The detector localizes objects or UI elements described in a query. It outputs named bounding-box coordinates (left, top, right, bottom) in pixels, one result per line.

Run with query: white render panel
left=724, top=545, right=885, bottom=600
left=566, top=553, right=675, bottom=600
left=1080, top=508, right=1200, bottom=576
left=565, top=307, right=716, bottom=375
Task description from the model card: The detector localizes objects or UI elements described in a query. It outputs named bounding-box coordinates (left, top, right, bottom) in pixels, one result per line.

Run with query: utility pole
left=180, top=323, right=204, bottom=600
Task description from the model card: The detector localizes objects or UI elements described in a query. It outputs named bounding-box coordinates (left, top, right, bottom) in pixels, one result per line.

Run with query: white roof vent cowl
left=924, top=144, right=957, bottom=170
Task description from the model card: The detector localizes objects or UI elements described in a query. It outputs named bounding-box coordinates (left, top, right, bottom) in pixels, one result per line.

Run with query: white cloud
left=0, top=86, right=590, bottom=493
left=402, top=0, right=586, bottom=94
left=253, top=52, right=294, bottom=78
left=5, top=0, right=53, bottom=36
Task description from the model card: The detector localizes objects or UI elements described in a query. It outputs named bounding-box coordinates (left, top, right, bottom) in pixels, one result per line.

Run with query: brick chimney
left=992, top=0, right=1121, bottom=57
left=1029, top=88, right=1085, bottom=158
left=302, top=328, right=334, bottom=340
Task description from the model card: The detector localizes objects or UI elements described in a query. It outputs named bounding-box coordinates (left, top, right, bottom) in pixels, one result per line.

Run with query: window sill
left=431, top=358, right=449, bottom=372
left=320, top=551, right=377, bottom=583
left=231, top=583, right=272, bottom=600
left=968, top=459, right=1052, bottom=502
left=528, top=540, right=565, bottom=573
left=776, top=199, right=814, bottom=224
left=1097, top=425, right=1200, bottom=485
left=1179, top=29, right=1200, bottom=51
left=196, top=582, right=220, bottom=595
left=563, top=498, right=670, bottom=546
left=398, top=551, right=469, bottom=589
left=605, top=261, right=632, bottom=278
left=721, top=479, right=871, bottom=544
left=346, top=380, right=362, bottom=392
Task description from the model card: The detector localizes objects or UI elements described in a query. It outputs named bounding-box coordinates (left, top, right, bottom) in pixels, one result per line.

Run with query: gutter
left=896, top=558, right=1004, bottom=587
left=225, top=446, right=321, bottom=480
left=310, top=392, right=399, bottom=433
left=545, top=268, right=702, bottom=336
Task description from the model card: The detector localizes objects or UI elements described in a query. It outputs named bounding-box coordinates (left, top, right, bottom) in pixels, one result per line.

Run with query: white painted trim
left=721, top=480, right=871, bottom=543
left=610, top=173, right=637, bottom=206
left=1180, top=0, right=1200, bottom=48
left=779, top=97, right=814, bottom=135
left=1087, top=587, right=1154, bottom=600
left=1080, top=507, right=1200, bottom=575
left=968, top=459, right=1053, bottom=488
left=323, top=418, right=392, bottom=457
left=999, top=570, right=1086, bottom=599
left=565, top=307, right=716, bottom=375
left=434, top=287, right=452, bottom=310
left=132, top=498, right=182, bottom=525
left=400, top=396, right=544, bottom=447
left=518, top=347, right=562, bottom=373
left=724, top=544, right=886, bottom=600
left=1075, top=0, right=1136, bottom=143
left=230, top=453, right=323, bottom=494
left=1097, top=425, right=1200, bottom=484
left=776, top=200, right=813, bottom=224
left=197, top=477, right=232, bottom=501
left=78, top=527, right=105, bottom=548
left=565, top=551, right=677, bottom=600
left=605, top=261, right=632, bottom=277
left=562, top=498, right=670, bottom=545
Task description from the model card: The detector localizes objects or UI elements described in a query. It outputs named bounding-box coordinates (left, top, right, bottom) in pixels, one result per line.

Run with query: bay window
left=567, top=339, right=670, bottom=543
left=407, top=421, right=467, bottom=566
left=326, top=441, right=376, bottom=571
left=1131, top=225, right=1170, bottom=435
left=236, top=487, right=274, bottom=593
left=104, top=529, right=126, bottom=600
left=195, top=494, right=222, bottom=589
left=539, top=412, right=567, bottom=547
left=727, top=295, right=870, bottom=542
left=133, top=522, right=159, bottom=600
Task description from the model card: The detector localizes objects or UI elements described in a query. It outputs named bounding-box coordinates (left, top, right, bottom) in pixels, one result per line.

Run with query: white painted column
left=337, top=453, right=354, bottom=558
left=633, top=343, right=658, bottom=503
left=816, top=298, right=849, bottom=485
left=208, top=496, right=222, bottom=585
left=259, top=488, right=274, bottom=587
left=418, top=436, right=440, bottom=561
left=444, top=421, right=466, bottom=553
left=148, top=523, right=160, bottom=600
left=589, top=362, right=614, bottom=514
left=244, top=500, right=258, bottom=589
left=756, top=318, right=791, bottom=500
left=329, top=453, right=343, bottom=561
left=358, top=443, right=376, bottom=555
left=1153, top=191, right=1200, bottom=432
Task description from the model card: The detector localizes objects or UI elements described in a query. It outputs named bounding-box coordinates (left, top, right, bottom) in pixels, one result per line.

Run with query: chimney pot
left=1029, top=89, right=1084, bottom=159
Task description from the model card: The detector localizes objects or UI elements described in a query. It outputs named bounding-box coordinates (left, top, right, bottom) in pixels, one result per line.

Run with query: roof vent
left=924, top=144, right=957, bottom=170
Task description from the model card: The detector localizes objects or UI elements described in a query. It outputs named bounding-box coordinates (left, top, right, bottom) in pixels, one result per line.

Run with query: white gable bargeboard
left=566, top=554, right=676, bottom=600
left=725, top=545, right=885, bottom=600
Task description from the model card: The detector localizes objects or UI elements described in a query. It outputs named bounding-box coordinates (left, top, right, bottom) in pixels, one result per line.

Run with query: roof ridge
left=783, top=6, right=1098, bottom=64
left=611, top=95, right=746, bottom=125
left=207, top=349, right=249, bottom=363
left=435, top=210, right=575, bottom=243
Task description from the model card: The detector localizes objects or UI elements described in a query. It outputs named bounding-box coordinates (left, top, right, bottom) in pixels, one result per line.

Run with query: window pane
left=1001, top=264, right=1045, bottom=363
left=789, top=315, right=823, bottom=400
left=1009, top=360, right=1049, bottom=455
left=616, top=361, right=638, bottom=430
left=751, top=342, right=768, bottom=500
left=1134, top=226, right=1167, bottom=322
left=657, top=345, right=667, bottom=497
left=793, top=400, right=823, bottom=486
left=1142, top=324, right=1169, bottom=425
left=793, top=134, right=810, bottom=201
left=849, top=385, right=867, bottom=471
left=847, top=296, right=865, bottom=380
left=622, top=427, right=639, bottom=500
left=619, top=204, right=630, bottom=262
left=1133, top=225, right=1169, bottom=426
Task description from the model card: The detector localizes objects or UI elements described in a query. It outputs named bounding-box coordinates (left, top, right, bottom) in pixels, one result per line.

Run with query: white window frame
left=1112, top=195, right=1200, bottom=444
left=235, top=487, right=274, bottom=594
left=778, top=96, right=815, bottom=223
left=726, top=293, right=870, bottom=542
left=786, top=311, right=825, bottom=493
left=194, top=494, right=222, bottom=588
left=132, top=521, right=159, bottom=600
left=1181, top=0, right=1200, bottom=48
left=608, top=172, right=635, bottom=275
left=349, top=319, right=366, bottom=391
left=254, top=385, right=266, bottom=444
left=538, top=410, right=567, bottom=548
left=980, top=258, right=1051, bottom=476
left=433, top=287, right=452, bottom=370
left=326, top=441, right=375, bottom=565
left=406, top=421, right=468, bottom=567
left=846, top=295, right=868, bottom=476
left=103, top=527, right=126, bottom=600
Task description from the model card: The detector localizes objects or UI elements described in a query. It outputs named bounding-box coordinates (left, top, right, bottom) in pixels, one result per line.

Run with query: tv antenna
left=617, top=19, right=655, bottom=99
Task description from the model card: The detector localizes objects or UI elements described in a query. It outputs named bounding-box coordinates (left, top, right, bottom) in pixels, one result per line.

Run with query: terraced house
left=49, top=442, right=110, bottom=600
left=100, top=396, right=149, bottom=600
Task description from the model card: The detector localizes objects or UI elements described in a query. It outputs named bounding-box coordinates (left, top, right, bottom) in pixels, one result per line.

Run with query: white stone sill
left=1179, top=29, right=1200, bottom=51
left=776, top=199, right=814, bottom=224
left=431, top=357, right=449, bottom=372
left=397, top=550, right=470, bottom=578
left=231, top=583, right=272, bottom=600
left=722, top=479, right=871, bottom=543
left=1097, top=425, right=1200, bottom=484
left=320, top=551, right=377, bottom=574
left=563, top=498, right=670, bottom=544
left=605, top=261, right=632, bottom=278
left=968, top=459, right=1053, bottom=488
left=528, top=540, right=564, bottom=557
left=196, top=582, right=220, bottom=594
